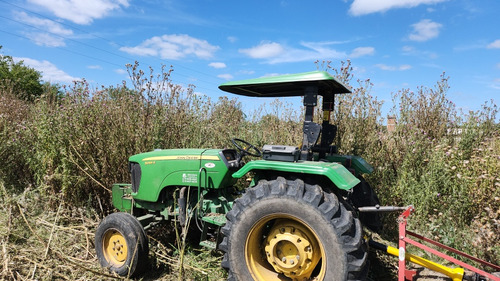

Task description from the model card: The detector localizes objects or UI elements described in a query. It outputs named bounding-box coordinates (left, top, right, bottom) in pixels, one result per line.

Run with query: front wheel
left=220, top=177, right=368, bottom=281
left=95, top=212, right=149, bottom=277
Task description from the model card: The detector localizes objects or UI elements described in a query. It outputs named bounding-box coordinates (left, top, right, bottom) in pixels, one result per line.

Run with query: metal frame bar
left=397, top=205, right=500, bottom=281
left=407, top=231, right=500, bottom=272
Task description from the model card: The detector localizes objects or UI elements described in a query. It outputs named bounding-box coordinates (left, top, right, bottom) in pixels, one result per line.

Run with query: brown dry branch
left=44, top=202, right=62, bottom=259
left=69, top=144, right=111, bottom=193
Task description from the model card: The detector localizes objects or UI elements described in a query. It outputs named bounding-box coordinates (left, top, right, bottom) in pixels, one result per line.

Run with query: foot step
left=201, top=214, right=226, bottom=226
left=199, top=240, right=217, bottom=249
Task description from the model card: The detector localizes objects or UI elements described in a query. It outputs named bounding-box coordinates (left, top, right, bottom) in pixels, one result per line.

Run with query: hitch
left=358, top=205, right=408, bottom=213
left=369, top=205, right=500, bottom=281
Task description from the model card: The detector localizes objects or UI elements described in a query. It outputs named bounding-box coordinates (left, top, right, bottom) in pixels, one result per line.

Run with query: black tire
left=220, top=177, right=368, bottom=281
left=95, top=212, right=149, bottom=277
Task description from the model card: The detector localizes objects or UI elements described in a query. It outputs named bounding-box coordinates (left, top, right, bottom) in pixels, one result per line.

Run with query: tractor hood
left=127, top=148, right=237, bottom=202
left=218, top=71, right=351, bottom=98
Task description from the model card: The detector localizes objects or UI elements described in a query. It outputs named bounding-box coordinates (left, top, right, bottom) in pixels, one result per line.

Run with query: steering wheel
left=231, top=138, right=262, bottom=157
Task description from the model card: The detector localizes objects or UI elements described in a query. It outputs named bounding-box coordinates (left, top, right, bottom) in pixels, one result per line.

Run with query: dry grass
left=0, top=183, right=226, bottom=281
left=0, top=186, right=113, bottom=280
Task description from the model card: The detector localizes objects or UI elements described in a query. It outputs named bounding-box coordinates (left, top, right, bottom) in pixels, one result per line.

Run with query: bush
left=0, top=47, right=44, bottom=102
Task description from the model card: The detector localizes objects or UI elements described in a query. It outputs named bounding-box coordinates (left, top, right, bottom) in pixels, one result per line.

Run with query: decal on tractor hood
left=182, top=173, right=197, bottom=183
left=142, top=155, right=220, bottom=161
left=204, top=162, right=216, bottom=168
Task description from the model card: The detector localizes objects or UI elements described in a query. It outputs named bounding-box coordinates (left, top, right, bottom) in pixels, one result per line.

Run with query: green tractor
left=95, top=71, right=382, bottom=280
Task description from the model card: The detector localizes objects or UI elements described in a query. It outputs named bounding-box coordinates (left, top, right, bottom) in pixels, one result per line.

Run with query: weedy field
left=0, top=61, right=498, bottom=280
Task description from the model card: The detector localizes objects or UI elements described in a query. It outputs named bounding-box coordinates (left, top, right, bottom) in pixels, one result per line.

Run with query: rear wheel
left=220, top=177, right=368, bottom=281
left=351, top=176, right=383, bottom=233
left=95, top=212, right=149, bottom=277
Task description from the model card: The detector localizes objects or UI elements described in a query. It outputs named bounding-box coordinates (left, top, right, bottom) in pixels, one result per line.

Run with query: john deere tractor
left=95, top=71, right=381, bottom=280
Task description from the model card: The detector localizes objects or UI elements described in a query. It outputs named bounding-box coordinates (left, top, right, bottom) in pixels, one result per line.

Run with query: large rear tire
left=220, top=177, right=368, bottom=281
left=351, top=176, right=383, bottom=233
left=95, top=212, right=149, bottom=277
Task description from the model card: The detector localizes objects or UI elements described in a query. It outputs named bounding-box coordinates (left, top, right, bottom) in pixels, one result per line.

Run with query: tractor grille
left=129, top=162, right=141, bottom=193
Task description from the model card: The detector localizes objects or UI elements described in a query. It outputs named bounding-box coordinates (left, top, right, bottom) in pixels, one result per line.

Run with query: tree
left=0, top=46, right=44, bottom=102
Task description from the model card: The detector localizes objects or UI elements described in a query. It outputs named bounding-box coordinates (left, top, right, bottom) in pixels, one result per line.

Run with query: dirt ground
left=400, top=267, right=500, bottom=281
left=413, top=267, right=453, bottom=280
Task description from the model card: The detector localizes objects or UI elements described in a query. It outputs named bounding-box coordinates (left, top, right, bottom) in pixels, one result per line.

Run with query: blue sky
left=1, top=0, right=499, bottom=118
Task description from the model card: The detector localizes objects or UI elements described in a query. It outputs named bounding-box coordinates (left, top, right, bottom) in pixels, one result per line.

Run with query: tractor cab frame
left=220, top=71, right=349, bottom=161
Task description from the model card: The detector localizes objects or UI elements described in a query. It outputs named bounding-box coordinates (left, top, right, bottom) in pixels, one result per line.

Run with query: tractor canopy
left=220, top=71, right=352, bottom=161
left=218, top=71, right=351, bottom=98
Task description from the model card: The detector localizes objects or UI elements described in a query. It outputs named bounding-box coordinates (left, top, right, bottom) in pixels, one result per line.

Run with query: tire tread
left=221, top=176, right=368, bottom=280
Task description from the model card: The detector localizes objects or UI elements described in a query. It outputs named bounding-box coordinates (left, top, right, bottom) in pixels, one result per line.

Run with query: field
left=1, top=62, right=498, bottom=280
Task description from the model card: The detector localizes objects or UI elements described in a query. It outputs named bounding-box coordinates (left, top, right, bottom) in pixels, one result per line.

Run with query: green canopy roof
left=218, top=71, right=351, bottom=97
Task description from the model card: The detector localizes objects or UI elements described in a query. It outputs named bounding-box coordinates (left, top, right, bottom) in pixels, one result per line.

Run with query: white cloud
left=28, top=0, right=130, bottom=25
left=237, top=70, right=255, bottom=75
left=28, top=32, right=67, bottom=47
left=401, top=45, right=438, bottom=59
left=218, top=74, right=233, bottom=80
left=239, top=42, right=284, bottom=59
left=487, top=39, right=500, bottom=49
left=13, top=57, right=78, bottom=83
left=402, top=45, right=416, bottom=53
left=497, top=63, right=500, bottom=69
left=239, top=41, right=374, bottom=64
left=349, top=0, right=447, bottom=16
left=227, top=36, right=238, bottom=43
left=14, top=11, right=73, bottom=47
left=15, top=12, right=73, bottom=36
left=209, top=62, right=227, bottom=69
left=350, top=47, right=375, bottom=58
left=375, top=64, right=412, bottom=71
left=120, top=34, right=219, bottom=60
left=115, top=68, right=127, bottom=74
left=408, top=19, right=442, bottom=42
left=491, top=78, right=500, bottom=90
left=88, top=65, right=102, bottom=69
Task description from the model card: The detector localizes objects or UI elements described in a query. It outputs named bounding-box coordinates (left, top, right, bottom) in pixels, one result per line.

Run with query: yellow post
left=386, top=245, right=464, bottom=281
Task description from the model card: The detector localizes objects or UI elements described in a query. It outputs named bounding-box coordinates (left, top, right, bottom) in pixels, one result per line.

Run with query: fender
left=232, top=160, right=360, bottom=190
left=324, top=155, right=374, bottom=175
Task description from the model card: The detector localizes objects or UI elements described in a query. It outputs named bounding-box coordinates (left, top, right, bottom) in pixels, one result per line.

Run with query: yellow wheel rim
left=245, top=215, right=325, bottom=281
left=102, top=229, right=128, bottom=267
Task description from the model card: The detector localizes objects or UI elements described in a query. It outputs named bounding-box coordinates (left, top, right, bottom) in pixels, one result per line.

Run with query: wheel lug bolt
left=290, top=259, right=295, bottom=265
left=282, top=257, right=287, bottom=263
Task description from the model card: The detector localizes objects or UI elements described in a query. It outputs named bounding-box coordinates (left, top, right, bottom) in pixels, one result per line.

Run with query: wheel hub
left=264, top=220, right=321, bottom=280
left=103, top=230, right=128, bottom=266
